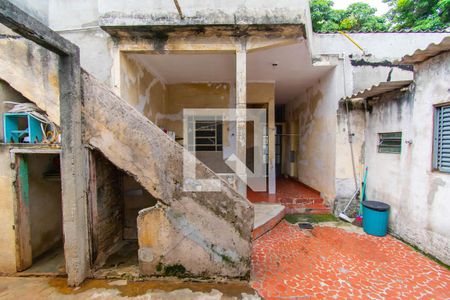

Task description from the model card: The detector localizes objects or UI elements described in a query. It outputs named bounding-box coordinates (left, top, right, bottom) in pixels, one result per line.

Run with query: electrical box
left=3, top=112, right=44, bottom=143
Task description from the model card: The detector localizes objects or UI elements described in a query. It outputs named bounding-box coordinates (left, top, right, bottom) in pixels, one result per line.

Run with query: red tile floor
left=251, top=221, right=450, bottom=299
left=247, top=177, right=329, bottom=214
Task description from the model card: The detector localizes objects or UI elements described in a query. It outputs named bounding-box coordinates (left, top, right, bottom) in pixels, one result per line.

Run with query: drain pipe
left=342, top=53, right=359, bottom=190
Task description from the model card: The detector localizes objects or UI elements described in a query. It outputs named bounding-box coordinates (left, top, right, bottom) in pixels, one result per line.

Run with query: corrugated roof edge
left=341, top=80, right=413, bottom=101
left=397, top=36, right=450, bottom=64
left=316, top=28, right=450, bottom=34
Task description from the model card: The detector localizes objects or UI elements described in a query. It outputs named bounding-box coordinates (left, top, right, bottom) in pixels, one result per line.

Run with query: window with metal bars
left=194, top=120, right=223, bottom=152
left=433, top=105, right=450, bottom=173
left=378, top=132, right=402, bottom=154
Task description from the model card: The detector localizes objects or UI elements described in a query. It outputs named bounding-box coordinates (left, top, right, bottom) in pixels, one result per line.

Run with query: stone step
left=284, top=203, right=330, bottom=215
left=252, top=204, right=286, bottom=240
left=278, top=197, right=324, bottom=205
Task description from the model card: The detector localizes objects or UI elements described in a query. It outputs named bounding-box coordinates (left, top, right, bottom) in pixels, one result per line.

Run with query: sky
left=333, top=0, right=390, bottom=15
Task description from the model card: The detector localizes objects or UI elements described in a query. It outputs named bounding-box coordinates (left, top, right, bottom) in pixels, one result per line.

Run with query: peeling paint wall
left=352, top=52, right=450, bottom=264
left=284, top=68, right=340, bottom=202
left=0, top=147, right=18, bottom=273
left=119, top=54, right=276, bottom=177
left=0, top=34, right=60, bottom=126
left=0, top=81, right=31, bottom=273
left=97, top=0, right=309, bottom=26
left=120, top=54, right=166, bottom=125
left=0, top=79, right=28, bottom=142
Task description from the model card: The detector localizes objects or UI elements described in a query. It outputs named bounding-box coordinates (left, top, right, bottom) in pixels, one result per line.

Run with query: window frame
left=433, top=104, right=450, bottom=173
left=377, top=132, right=402, bottom=154
left=192, top=118, right=223, bottom=152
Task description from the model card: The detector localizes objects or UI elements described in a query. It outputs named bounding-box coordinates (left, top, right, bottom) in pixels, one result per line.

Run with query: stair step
left=252, top=204, right=286, bottom=240
left=284, top=203, right=330, bottom=215
left=278, top=197, right=324, bottom=205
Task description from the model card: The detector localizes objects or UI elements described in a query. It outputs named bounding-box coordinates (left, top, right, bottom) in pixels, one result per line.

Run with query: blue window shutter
left=435, top=105, right=450, bottom=173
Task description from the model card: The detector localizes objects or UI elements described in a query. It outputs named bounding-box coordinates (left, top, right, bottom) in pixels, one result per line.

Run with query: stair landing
left=247, top=177, right=330, bottom=215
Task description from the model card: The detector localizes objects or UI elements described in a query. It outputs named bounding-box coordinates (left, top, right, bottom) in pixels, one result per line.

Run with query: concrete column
left=268, top=98, right=276, bottom=194
left=235, top=39, right=247, bottom=197
left=60, top=52, right=90, bottom=286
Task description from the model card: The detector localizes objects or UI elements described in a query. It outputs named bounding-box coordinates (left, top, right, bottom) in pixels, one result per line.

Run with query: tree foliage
left=310, top=0, right=389, bottom=32
left=310, top=0, right=450, bottom=32
left=383, top=0, right=450, bottom=31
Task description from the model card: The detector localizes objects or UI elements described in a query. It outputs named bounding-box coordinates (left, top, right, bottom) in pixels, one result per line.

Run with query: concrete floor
left=3, top=218, right=449, bottom=299
left=93, top=241, right=139, bottom=279
left=0, top=277, right=260, bottom=300
left=19, top=246, right=65, bottom=275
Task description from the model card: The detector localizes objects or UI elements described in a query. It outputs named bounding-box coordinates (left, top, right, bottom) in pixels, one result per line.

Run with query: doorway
left=15, top=153, right=65, bottom=275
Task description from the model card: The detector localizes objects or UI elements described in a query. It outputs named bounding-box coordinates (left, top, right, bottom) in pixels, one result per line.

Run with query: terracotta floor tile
left=251, top=221, right=450, bottom=299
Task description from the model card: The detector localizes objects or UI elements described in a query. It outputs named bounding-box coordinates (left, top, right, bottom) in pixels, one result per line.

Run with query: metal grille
left=378, top=132, right=402, bottom=154
left=194, top=119, right=223, bottom=152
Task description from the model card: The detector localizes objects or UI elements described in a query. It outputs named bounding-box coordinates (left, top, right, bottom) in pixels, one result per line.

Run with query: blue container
left=3, top=112, right=44, bottom=144
left=362, top=201, right=390, bottom=237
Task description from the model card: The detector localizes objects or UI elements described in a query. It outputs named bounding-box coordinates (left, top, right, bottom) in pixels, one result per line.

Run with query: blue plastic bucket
left=362, top=201, right=390, bottom=237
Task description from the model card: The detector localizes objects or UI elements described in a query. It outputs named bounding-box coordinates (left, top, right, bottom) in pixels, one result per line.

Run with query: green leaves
left=383, top=0, right=450, bottom=30
left=310, top=0, right=450, bottom=32
left=310, top=0, right=389, bottom=32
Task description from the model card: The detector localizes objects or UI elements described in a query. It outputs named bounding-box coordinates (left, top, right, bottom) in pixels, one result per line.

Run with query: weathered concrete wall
left=0, top=79, right=28, bottom=142
left=352, top=52, right=450, bottom=264
left=0, top=80, right=31, bottom=273
left=8, top=0, right=49, bottom=25
left=351, top=62, right=412, bottom=95
left=370, top=52, right=449, bottom=264
left=46, top=1, right=113, bottom=85
left=0, top=36, right=60, bottom=126
left=137, top=202, right=250, bottom=278
left=97, top=0, right=309, bottom=26
left=0, top=146, right=18, bottom=273
left=335, top=100, right=366, bottom=202
left=313, top=33, right=450, bottom=59
left=27, top=154, right=63, bottom=259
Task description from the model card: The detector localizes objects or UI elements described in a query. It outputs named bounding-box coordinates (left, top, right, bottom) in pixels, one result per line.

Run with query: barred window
left=194, top=120, right=223, bottom=152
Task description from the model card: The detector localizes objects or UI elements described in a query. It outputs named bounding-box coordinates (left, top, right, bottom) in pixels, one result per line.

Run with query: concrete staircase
left=0, top=37, right=254, bottom=279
